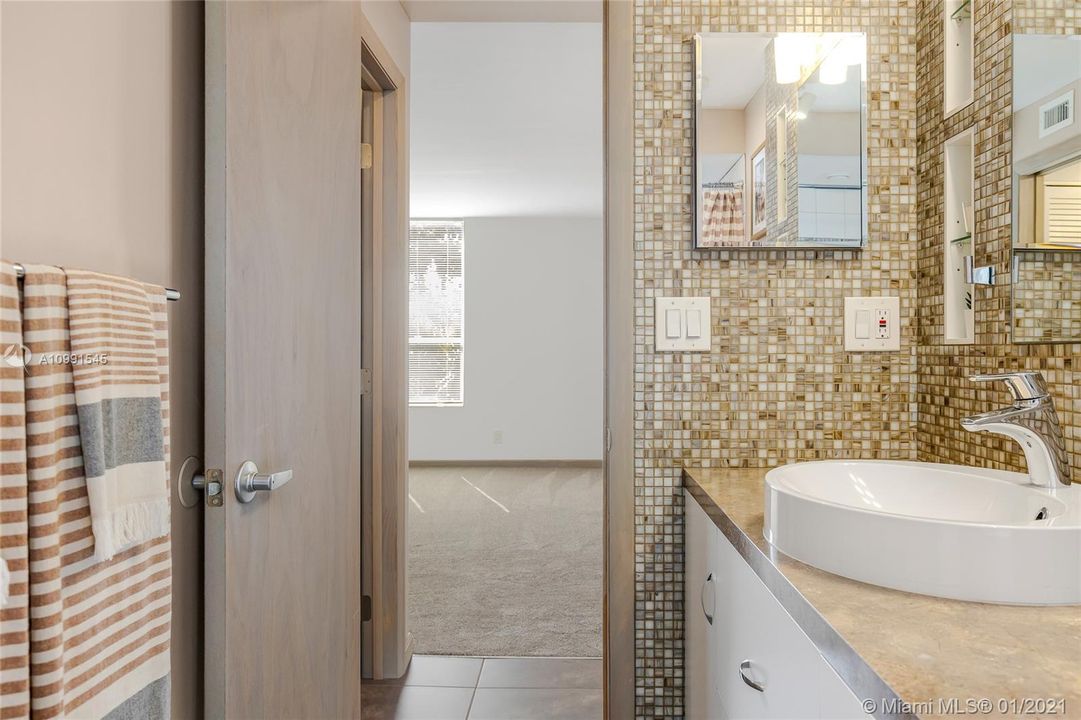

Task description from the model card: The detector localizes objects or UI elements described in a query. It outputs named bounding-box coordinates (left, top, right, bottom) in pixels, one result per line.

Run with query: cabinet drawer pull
left=739, top=660, right=765, bottom=692
left=700, top=572, right=715, bottom=625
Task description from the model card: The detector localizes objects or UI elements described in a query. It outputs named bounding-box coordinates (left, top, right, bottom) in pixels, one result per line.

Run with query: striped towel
left=1, top=264, right=30, bottom=718
left=0, top=264, right=172, bottom=719
left=0, top=558, right=9, bottom=607
left=66, top=269, right=170, bottom=563
left=699, top=188, right=746, bottom=247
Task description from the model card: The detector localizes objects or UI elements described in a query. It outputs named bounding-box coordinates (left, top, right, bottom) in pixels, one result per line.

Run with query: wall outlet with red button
left=844, top=296, right=901, bottom=352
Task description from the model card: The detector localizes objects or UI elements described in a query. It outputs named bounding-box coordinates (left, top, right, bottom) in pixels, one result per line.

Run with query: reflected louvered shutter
left=1042, top=184, right=1081, bottom=247
left=409, top=220, right=465, bottom=405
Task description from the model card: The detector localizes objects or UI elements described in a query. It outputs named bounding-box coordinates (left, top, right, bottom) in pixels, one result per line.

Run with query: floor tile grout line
left=462, top=658, right=484, bottom=719
left=464, top=684, right=478, bottom=720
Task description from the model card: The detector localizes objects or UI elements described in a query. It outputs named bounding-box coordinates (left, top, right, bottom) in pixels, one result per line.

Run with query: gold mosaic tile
left=915, top=0, right=1081, bottom=477
left=633, top=1, right=917, bottom=715
left=1012, top=251, right=1081, bottom=343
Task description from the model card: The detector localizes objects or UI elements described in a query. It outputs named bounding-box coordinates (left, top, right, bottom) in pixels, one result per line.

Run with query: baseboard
left=408, top=459, right=603, bottom=468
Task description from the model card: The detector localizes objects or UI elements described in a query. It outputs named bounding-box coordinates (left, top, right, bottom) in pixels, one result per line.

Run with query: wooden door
left=204, top=2, right=364, bottom=717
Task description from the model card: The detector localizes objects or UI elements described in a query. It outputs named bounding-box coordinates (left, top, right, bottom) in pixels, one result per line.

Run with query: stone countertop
left=683, top=466, right=1081, bottom=720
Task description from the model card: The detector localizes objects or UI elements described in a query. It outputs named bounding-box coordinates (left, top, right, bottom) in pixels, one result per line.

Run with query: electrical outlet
left=492, top=430, right=503, bottom=445
left=844, top=297, right=900, bottom=352
left=875, top=309, right=890, bottom=339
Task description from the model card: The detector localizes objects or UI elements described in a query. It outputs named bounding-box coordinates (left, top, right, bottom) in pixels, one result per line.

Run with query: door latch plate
left=205, top=468, right=224, bottom=507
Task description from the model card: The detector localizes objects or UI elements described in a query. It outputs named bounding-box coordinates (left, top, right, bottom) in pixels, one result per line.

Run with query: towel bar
left=11, top=262, right=181, bottom=301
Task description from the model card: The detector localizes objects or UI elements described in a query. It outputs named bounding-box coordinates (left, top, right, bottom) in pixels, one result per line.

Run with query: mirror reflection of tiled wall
left=1010, top=32, right=1081, bottom=344
left=1012, top=251, right=1081, bottom=342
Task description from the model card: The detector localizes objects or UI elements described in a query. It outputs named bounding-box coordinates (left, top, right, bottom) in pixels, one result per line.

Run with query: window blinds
left=408, top=220, right=465, bottom=405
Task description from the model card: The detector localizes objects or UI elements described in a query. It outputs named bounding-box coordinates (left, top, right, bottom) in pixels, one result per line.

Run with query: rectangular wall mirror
left=1011, top=33, right=1081, bottom=344
left=693, top=32, right=867, bottom=250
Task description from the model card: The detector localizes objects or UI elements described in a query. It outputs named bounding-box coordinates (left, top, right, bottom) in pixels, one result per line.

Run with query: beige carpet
left=408, top=465, right=603, bottom=657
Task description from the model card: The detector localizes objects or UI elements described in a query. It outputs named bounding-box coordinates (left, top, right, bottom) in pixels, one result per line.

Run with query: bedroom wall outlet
left=844, top=296, right=900, bottom=351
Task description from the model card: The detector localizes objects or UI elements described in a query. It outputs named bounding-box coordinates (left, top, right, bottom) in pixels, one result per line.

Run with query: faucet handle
left=969, top=371, right=1049, bottom=401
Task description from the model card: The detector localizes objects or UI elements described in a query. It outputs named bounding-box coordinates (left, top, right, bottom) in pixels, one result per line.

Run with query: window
left=408, top=220, right=464, bottom=406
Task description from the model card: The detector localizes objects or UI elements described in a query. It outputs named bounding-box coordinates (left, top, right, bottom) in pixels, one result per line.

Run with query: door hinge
left=605, top=427, right=612, bottom=453
left=361, top=594, right=373, bottom=622
left=204, top=468, right=224, bottom=507
left=360, top=368, right=373, bottom=395
left=360, top=143, right=373, bottom=170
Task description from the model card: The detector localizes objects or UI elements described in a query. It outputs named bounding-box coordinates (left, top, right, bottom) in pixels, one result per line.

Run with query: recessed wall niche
left=944, top=128, right=975, bottom=344
left=944, top=0, right=975, bottom=116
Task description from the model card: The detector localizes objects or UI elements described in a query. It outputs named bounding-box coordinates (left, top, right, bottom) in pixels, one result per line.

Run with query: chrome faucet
left=961, top=372, right=1071, bottom=488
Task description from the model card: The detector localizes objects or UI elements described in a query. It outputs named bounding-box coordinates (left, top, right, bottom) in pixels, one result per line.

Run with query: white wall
left=408, top=21, right=603, bottom=462
left=409, top=216, right=603, bottom=461
left=2, top=3, right=204, bottom=716
left=362, top=0, right=410, bottom=76
left=409, top=22, right=603, bottom=217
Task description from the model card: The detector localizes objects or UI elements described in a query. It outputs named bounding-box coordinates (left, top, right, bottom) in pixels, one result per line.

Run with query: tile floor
left=362, top=655, right=603, bottom=720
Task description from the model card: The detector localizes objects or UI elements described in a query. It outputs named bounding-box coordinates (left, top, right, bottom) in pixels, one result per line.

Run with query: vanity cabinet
left=684, top=492, right=869, bottom=720
left=685, top=490, right=723, bottom=719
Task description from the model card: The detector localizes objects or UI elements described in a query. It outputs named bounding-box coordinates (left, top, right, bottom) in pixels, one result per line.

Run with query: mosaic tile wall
left=633, top=1, right=917, bottom=716
left=1013, top=251, right=1081, bottom=343
left=763, top=41, right=801, bottom=244
left=915, top=0, right=1081, bottom=475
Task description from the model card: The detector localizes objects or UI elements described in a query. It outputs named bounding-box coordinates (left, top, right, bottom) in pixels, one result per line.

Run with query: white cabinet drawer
left=683, top=491, right=871, bottom=720
left=818, top=660, right=871, bottom=720
left=685, top=497, right=717, bottom=720
left=711, top=531, right=822, bottom=719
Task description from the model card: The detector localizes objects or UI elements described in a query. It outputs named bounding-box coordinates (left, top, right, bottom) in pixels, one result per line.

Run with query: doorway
left=364, top=14, right=605, bottom=720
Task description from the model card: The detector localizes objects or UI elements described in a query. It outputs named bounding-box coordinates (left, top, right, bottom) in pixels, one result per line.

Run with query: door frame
left=358, top=14, right=413, bottom=681
left=356, top=14, right=410, bottom=683
left=602, top=1, right=636, bottom=717
left=358, top=1, right=638, bottom=714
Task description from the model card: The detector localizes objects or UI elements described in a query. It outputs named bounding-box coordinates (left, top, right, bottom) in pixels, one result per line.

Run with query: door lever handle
left=235, top=460, right=293, bottom=503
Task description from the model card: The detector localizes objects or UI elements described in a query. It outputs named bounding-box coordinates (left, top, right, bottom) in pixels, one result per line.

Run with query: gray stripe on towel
left=104, top=674, right=170, bottom=720
left=78, top=396, right=165, bottom=478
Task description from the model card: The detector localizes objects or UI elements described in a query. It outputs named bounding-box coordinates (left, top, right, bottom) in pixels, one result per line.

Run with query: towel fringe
left=92, top=497, right=171, bottom=563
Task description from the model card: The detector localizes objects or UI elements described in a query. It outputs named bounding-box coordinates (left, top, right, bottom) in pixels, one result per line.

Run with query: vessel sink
left=763, top=460, right=1081, bottom=605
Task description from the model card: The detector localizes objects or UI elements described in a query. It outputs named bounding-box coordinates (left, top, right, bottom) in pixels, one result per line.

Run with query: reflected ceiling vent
left=1039, top=90, right=1074, bottom=138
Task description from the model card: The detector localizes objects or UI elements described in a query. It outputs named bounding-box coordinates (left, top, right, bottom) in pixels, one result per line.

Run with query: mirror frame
left=691, top=32, right=868, bottom=251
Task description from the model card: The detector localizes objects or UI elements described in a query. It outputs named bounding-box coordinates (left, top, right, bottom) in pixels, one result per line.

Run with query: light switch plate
left=844, top=296, right=900, bottom=351
left=655, top=297, right=711, bottom=351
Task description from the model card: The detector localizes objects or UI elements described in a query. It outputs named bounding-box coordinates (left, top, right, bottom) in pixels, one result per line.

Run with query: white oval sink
left=764, top=460, right=1081, bottom=605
